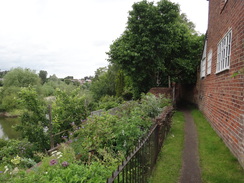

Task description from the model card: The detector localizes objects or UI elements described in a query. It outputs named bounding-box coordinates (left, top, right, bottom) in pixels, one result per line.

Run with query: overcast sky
left=0, top=0, right=209, bottom=79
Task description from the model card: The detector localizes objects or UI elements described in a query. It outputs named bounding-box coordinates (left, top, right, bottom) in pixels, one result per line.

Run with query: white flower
left=123, top=140, right=127, bottom=147
left=4, top=166, right=9, bottom=174
left=51, top=150, right=58, bottom=156
left=51, top=151, right=63, bottom=159
left=56, top=152, right=62, bottom=156
left=57, top=155, right=63, bottom=159
left=12, top=167, right=19, bottom=175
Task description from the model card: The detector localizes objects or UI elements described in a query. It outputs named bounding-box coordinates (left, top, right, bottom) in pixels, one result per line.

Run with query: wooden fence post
left=48, top=105, right=54, bottom=149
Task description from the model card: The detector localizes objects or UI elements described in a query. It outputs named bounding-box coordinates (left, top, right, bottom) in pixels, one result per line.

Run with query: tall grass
left=191, top=109, right=244, bottom=183
left=150, top=111, right=185, bottom=183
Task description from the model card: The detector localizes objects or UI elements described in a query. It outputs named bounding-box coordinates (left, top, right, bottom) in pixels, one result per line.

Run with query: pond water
left=0, top=117, right=21, bottom=139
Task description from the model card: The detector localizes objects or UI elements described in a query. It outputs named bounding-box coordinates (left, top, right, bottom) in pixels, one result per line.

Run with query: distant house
left=70, top=79, right=92, bottom=85
left=197, top=0, right=244, bottom=168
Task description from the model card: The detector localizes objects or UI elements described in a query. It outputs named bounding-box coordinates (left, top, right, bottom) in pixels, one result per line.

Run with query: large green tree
left=16, top=87, right=49, bottom=151
left=107, top=0, right=204, bottom=97
left=3, top=68, right=41, bottom=87
left=39, top=70, right=48, bottom=84
left=1, top=68, right=41, bottom=111
left=90, top=65, right=117, bottom=101
left=90, top=65, right=133, bottom=101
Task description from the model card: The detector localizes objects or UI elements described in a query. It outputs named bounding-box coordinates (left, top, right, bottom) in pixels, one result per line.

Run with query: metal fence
left=107, top=106, right=173, bottom=183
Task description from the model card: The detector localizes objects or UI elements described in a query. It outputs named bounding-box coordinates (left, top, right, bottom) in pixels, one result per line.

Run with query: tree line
left=0, top=0, right=205, bottom=149
left=0, top=1, right=205, bottom=181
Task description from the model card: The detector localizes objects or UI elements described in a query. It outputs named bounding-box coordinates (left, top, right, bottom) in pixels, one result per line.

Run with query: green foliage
left=231, top=66, right=244, bottom=78
left=15, top=87, right=49, bottom=151
left=71, top=113, right=126, bottom=163
left=38, top=70, right=48, bottom=84
left=95, top=95, right=122, bottom=111
left=71, top=93, right=169, bottom=164
left=107, top=0, right=204, bottom=97
left=140, top=93, right=170, bottom=118
left=0, top=70, right=8, bottom=78
left=0, top=87, right=21, bottom=111
left=52, top=88, right=90, bottom=139
left=1, top=144, right=113, bottom=183
left=90, top=65, right=134, bottom=101
left=0, top=139, right=39, bottom=168
left=0, top=139, right=7, bottom=148
left=7, top=162, right=112, bottom=183
left=0, top=93, right=170, bottom=182
left=0, top=68, right=42, bottom=111
left=115, top=70, right=125, bottom=97
left=41, top=77, right=79, bottom=97
left=3, top=68, right=41, bottom=88
left=90, top=65, right=117, bottom=101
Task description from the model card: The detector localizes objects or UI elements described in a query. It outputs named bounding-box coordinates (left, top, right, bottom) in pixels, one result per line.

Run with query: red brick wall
left=149, top=87, right=172, bottom=98
left=196, top=0, right=244, bottom=167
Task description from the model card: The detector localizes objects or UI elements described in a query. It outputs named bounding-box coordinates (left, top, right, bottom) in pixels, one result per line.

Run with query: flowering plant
left=49, top=159, right=58, bottom=166
left=3, top=166, right=9, bottom=174
left=11, top=155, right=21, bottom=165
left=51, top=151, right=63, bottom=159
left=61, top=161, right=69, bottom=167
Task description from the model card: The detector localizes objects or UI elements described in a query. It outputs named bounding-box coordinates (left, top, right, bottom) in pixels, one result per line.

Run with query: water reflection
left=0, top=117, right=21, bottom=139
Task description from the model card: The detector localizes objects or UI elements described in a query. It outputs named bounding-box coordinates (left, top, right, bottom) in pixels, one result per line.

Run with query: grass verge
left=150, top=111, right=185, bottom=183
left=191, top=109, right=244, bottom=183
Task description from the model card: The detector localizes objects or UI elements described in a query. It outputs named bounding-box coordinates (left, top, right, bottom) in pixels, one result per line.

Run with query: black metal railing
left=107, top=106, right=172, bottom=183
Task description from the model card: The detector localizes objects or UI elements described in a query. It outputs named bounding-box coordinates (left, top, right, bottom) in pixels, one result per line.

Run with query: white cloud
left=0, top=0, right=208, bottom=78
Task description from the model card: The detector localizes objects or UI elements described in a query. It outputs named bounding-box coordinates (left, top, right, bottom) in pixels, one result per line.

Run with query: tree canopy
left=107, top=0, right=204, bottom=97
left=3, top=68, right=41, bottom=87
left=39, top=70, right=48, bottom=84
left=89, top=66, right=117, bottom=101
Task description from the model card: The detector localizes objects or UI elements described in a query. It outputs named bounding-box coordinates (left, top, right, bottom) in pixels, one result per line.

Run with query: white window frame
left=216, top=29, right=232, bottom=73
left=207, top=49, right=212, bottom=75
left=201, top=58, right=206, bottom=78
left=200, top=39, right=207, bottom=78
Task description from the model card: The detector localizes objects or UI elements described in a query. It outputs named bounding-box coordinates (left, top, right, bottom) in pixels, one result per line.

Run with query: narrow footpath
left=179, top=109, right=201, bottom=183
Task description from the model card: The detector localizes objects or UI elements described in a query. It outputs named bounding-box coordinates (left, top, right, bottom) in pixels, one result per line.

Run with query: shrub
left=0, top=93, right=170, bottom=182
left=71, top=93, right=169, bottom=164
left=8, top=162, right=113, bottom=183
left=140, top=93, right=171, bottom=118
left=96, top=95, right=122, bottom=110
left=0, top=139, right=39, bottom=168
left=15, top=87, right=49, bottom=152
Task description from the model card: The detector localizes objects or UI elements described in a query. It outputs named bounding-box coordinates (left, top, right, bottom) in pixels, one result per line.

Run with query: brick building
left=197, top=0, right=244, bottom=167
